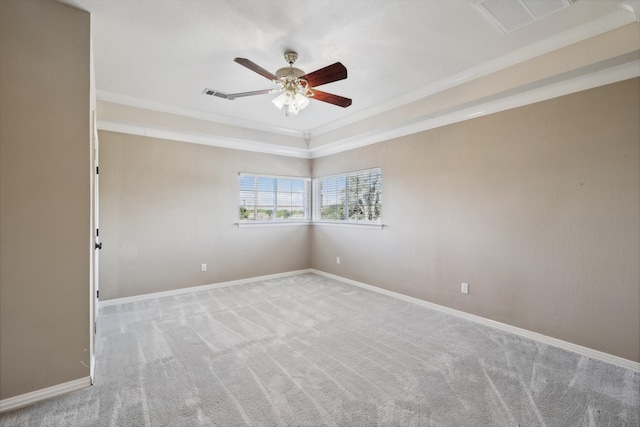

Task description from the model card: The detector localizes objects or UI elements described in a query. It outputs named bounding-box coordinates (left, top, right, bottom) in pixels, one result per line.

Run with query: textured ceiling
left=59, top=0, right=638, bottom=134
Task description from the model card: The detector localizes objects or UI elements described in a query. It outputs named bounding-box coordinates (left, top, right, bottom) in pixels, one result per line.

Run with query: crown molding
left=97, top=120, right=311, bottom=159
left=96, top=6, right=637, bottom=144
left=310, top=5, right=639, bottom=139
left=96, top=90, right=304, bottom=139
left=309, top=60, right=640, bottom=158
left=99, top=59, right=638, bottom=160
left=96, top=5, right=638, bottom=160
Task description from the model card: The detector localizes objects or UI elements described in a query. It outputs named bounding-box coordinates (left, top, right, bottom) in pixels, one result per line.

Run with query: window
left=239, top=173, right=311, bottom=223
left=313, top=168, right=382, bottom=223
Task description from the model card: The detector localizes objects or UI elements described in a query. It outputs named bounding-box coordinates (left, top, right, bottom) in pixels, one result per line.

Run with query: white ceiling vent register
left=473, top=0, right=573, bottom=34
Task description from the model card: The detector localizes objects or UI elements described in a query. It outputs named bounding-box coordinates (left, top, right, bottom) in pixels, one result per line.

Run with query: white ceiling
left=59, top=0, right=639, bottom=137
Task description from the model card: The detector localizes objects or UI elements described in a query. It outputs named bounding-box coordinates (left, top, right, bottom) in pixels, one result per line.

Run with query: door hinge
left=96, top=166, right=99, bottom=174
left=94, top=321, right=97, bottom=334
left=97, top=290, right=99, bottom=299
left=96, top=228, right=99, bottom=237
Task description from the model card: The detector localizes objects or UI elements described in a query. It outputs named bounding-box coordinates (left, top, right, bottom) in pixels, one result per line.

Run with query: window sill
left=235, top=221, right=384, bottom=229
left=311, top=221, right=384, bottom=230
left=236, top=221, right=311, bottom=228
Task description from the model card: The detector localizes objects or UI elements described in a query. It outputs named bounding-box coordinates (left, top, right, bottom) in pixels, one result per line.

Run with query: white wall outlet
left=201, top=263, right=207, bottom=272
left=461, top=282, right=469, bottom=294
left=336, top=257, right=341, bottom=264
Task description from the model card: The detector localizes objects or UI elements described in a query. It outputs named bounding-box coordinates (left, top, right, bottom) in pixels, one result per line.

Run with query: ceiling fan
left=203, top=52, right=352, bottom=116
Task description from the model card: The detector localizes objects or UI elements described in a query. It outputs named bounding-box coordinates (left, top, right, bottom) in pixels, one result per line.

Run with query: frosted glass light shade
left=272, top=93, right=287, bottom=109
left=295, top=92, right=309, bottom=109
left=273, top=86, right=310, bottom=116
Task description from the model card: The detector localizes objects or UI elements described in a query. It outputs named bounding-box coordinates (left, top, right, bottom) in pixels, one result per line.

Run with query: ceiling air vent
left=202, top=88, right=230, bottom=99
left=473, top=0, right=573, bottom=34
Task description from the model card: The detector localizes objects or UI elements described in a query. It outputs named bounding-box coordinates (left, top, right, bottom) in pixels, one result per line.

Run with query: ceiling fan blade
left=202, top=88, right=277, bottom=100
left=234, top=58, right=277, bottom=81
left=311, top=90, right=352, bottom=108
left=227, top=89, right=278, bottom=100
left=301, top=62, right=347, bottom=88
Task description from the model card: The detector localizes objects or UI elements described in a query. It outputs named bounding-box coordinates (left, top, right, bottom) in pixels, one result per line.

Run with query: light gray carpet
left=1, top=273, right=638, bottom=426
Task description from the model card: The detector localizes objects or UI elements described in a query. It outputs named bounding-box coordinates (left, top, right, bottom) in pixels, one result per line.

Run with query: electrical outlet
left=336, top=257, right=341, bottom=264
left=461, top=282, right=469, bottom=294
left=201, top=263, right=207, bottom=272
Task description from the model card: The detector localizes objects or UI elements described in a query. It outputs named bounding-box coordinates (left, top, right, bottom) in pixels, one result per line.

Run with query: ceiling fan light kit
left=203, top=51, right=351, bottom=116
left=272, top=90, right=311, bottom=116
left=271, top=52, right=313, bottom=116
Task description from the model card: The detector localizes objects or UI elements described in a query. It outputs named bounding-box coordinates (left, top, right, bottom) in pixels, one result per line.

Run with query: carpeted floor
left=1, top=273, right=638, bottom=426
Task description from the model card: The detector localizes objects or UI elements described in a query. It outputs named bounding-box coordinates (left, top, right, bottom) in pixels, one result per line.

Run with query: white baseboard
left=310, top=269, right=640, bottom=372
left=100, top=269, right=313, bottom=307
left=8, top=269, right=634, bottom=415
left=101, top=268, right=639, bottom=371
left=0, top=376, right=92, bottom=414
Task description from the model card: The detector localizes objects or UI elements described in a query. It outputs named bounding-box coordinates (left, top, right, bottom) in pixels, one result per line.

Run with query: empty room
left=1, top=0, right=639, bottom=425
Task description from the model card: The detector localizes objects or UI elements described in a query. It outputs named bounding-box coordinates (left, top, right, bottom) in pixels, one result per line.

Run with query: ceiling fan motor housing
left=275, top=67, right=305, bottom=79
left=276, top=51, right=305, bottom=80
left=276, top=55, right=308, bottom=95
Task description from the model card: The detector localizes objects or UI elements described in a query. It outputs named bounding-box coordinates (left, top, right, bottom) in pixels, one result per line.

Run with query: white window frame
left=238, top=173, right=311, bottom=226
left=312, top=167, right=382, bottom=228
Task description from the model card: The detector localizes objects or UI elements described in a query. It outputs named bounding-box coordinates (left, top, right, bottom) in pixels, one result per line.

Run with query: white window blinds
left=313, top=168, right=382, bottom=223
left=239, top=173, right=311, bottom=222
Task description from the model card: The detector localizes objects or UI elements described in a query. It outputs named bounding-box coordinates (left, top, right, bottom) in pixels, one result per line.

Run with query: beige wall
left=98, top=132, right=311, bottom=299
left=311, top=78, right=640, bottom=362
left=0, top=0, right=91, bottom=400
left=99, top=78, right=639, bottom=363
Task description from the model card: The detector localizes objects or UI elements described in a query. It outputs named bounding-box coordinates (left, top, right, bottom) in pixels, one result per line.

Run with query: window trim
left=311, top=221, right=384, bottom=230
left=236, top=221, right=310, bottom=228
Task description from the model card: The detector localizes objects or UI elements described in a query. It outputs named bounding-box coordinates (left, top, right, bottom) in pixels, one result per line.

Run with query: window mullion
left=273, top=179, right=278, bottom=222
left=253, top=176, right=258, bottom=221
left=344, top=176, right=349, bottom=221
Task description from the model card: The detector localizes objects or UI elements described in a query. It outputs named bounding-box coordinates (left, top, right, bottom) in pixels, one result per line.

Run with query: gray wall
left=98, top=132, right=311, bottom=299
left=311, top=78, right=640, bottom=363
left=0, top=0, right=91, bottom=400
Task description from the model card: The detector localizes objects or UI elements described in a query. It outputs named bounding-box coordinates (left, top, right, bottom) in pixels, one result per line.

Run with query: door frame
left=90, top=110, right=100, bottom=383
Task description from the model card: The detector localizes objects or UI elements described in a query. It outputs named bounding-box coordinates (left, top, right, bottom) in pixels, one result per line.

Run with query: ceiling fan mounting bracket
left=283, top=51, right=298, bottom=65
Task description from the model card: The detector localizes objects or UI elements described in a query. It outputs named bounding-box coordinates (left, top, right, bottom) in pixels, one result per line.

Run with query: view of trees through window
left=239, top=174, right=310, bottom=222
left=315, top=168, right=382, bottom=222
